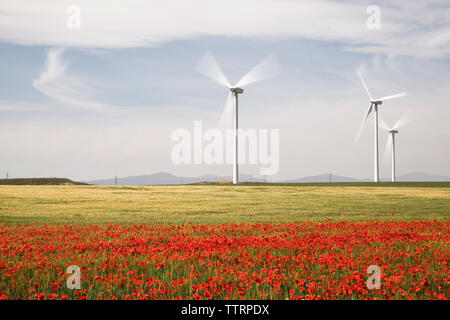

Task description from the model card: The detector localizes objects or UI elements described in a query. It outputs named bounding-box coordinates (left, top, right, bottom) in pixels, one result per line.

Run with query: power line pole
left=115, top=175, right=118, bottom=186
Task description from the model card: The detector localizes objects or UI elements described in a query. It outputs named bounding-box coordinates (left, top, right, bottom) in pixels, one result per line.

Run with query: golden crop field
left=0, top=183, right=449, bottom=224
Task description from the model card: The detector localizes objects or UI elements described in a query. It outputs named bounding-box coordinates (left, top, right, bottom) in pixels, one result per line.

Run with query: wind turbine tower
left=380, top=114, right=410, bottom=183
left=388, top=129, right=398, bottom=182
left=230, top=87, right=243, bottom=184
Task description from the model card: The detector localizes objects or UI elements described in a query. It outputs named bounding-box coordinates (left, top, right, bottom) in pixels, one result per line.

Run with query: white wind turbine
left=355, top=68, right=407, bottom=182
left=196, top=50, right=279, bottom=184
left=380, top=115, right=411, bottom=182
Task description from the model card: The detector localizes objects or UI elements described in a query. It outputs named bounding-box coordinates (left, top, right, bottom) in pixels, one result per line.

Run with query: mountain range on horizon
left=85, top=171, right=450, bottom=185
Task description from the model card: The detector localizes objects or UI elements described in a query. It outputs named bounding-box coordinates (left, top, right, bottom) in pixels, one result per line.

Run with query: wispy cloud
left=32, top=48, right=109, bottom=111
left=0, top=0, right=449, bottom=58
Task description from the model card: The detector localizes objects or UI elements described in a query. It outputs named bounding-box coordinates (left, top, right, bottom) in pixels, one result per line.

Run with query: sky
left=0, top=0, right=449, bottom=181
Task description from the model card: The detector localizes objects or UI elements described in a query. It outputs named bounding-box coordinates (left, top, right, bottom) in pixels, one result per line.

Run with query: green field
left=0, top=182, right=449, bottom=224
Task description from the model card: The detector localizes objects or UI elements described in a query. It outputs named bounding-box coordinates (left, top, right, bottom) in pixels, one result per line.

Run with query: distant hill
left=278, top=172, right=450, bottom=183
left=0, top=178, right=87, bottom=185
left=87, top=172, right=263, bottom=185
left=87, top=172, right=194, bottom=185
left=280, top=174, right=362, bottom=183
left=86, top=171, right=450, bottom=185
left=396, top=172, right=450, bottom=182
left=2, top=172, right=447, bottom=186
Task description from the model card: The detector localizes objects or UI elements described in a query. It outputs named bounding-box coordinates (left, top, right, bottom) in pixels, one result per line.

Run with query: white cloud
left=0, top=0, right=449, bottom=58
left=32, top=48, right=109, bottom=111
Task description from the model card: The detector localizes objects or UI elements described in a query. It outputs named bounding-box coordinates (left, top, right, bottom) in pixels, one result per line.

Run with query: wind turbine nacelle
left=230, top=87, right=244, bottom=94
left=371, top=100, right=382, bottom=105
left=389, top=130, right=398, bottom=134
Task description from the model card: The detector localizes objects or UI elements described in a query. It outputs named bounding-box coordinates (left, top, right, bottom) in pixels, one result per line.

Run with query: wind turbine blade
left=355, top=68, right=373, bottom=101
left=377, top=92, right=407, bottom=102
left=355, top=104, right=373, bottom=143
left=218, top=92, right=234, bottom=129
left=379, top=116, right=390, bottom=131
left=383, top=134, right=393, bottom=163
left=195, top=50, right=230, bottom=88
left=393, top=113, right=411, bottom=130
left=234, top=54, right=279, bottom=87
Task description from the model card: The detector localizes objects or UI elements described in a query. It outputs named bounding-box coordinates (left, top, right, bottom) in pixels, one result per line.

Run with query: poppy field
left=1, top=221, right=449, bottom=300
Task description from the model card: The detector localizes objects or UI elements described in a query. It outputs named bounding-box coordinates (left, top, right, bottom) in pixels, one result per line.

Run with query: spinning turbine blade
left=355, top=104, right=373, bottom=143
left=235, top=54, right=279, bottom=87
left=363, top=104, right=373, bottom=122
left=393, top=113, right=411, bottom=130
left=356, top=68, right=373, bottom=101
left=377, top=92, right=407, bottom=102
left=218, top=92, right=234, bottom=129
left=195, top=50, right=230, bottom=87
left=379, top=117, right=390, bottom=131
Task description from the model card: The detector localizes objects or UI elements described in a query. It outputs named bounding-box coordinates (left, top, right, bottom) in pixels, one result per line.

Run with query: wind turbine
left=355, top=68, right=407, bottom=182
left=196, top=50, right=279, bottom=184
left=380, top=115, right=410, bottom=182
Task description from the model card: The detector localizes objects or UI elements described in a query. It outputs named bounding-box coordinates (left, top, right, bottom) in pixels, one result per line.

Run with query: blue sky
left=0, top=1, right=449, bottom=181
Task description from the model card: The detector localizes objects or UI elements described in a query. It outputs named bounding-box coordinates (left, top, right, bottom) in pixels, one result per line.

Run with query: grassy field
left=0, top=183, right=449, bottom=224
left=1, top=183, right=449, bottom=300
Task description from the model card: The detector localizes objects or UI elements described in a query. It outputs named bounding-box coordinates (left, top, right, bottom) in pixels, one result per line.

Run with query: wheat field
left=0, top=183, right=449, bottom=224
